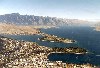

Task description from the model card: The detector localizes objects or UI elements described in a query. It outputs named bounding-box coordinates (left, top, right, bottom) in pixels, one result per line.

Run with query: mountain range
left=0, top=13, right=91, bottom=26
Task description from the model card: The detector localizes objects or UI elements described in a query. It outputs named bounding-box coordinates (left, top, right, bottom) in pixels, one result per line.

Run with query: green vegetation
left=52, top=47, right=87, bottom=54
left=39, top=33, right=76, bottom=43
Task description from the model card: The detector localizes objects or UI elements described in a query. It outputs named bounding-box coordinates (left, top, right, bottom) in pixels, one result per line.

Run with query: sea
left=1, top=26, right=100, bottom=66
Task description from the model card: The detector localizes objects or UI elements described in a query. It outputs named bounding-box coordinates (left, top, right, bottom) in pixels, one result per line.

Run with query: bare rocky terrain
left=0, top=13, right=90, bottom=26
left=0, top=13, right=98, bottom=68
left=0, top=23, right=39, bottom=35
left=95, top=26, right=100, bottom=31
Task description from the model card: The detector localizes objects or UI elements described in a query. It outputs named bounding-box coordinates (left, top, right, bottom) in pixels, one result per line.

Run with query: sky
left=0, top=0, right=100, bottom=21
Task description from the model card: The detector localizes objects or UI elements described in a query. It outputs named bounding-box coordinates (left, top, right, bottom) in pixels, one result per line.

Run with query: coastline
left=92, top=26, right=100, bottom=31
left=0, top=24, right=99, bottom=67
left=0, top=36, right=96, bottom=68
left=38, top=32, right=76, bottom=44
left=0, top=23, right=76, bottom=44
left=0, top=23, right=40, bottom=35
left=0, top=23, right=58, bottom=35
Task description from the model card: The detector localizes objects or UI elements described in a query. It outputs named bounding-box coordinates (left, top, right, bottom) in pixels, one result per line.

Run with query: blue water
left=1, top=26, right=100, bottom=66
left=48, top=53, right=100, bottom=65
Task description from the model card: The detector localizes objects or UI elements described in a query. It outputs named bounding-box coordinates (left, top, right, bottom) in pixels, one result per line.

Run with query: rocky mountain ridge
left=0, top=13, right=90, bottom=26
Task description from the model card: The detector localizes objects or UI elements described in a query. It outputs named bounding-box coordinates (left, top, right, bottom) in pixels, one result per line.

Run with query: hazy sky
left=0, top=0, right=100, bottom=21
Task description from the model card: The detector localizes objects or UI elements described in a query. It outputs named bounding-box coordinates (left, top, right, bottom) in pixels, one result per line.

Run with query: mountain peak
left=0, top=13, right=90, bottom=26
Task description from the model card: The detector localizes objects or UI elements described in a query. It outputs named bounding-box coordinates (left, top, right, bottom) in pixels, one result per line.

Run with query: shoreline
left=0, top=23, right=58, bottom=35
left=0, top=36, right=97, bottom=68
left=38, top=32, right=76, bottom=44
left=92, top=26, right=100, bottom=31
left=0, top=23, right=76, bottom=44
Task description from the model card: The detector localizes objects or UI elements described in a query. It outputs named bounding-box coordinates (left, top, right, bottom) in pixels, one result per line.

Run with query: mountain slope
left=0, top=13, right=90, bottom=26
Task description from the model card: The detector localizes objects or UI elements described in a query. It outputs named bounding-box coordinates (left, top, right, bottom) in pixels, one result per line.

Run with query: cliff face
left=0, top=13, right=90, bottom=26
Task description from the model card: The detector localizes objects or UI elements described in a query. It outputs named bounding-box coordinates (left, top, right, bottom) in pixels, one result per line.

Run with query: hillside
left=0, top=13, right=90, bottom=26
left=0, top=36, right=96, bottom=68
left=0, top=23, right=39, bottom=35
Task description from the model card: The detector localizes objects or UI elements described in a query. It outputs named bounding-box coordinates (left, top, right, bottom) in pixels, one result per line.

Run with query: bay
left=1, top=26, right=100, bottom=66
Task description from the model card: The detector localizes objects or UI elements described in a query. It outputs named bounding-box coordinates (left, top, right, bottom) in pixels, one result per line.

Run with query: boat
left=50, top=41, right=55, bottom=42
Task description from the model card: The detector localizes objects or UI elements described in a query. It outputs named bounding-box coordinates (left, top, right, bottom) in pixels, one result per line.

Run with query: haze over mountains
left=0, top=13, right=91, bottom=26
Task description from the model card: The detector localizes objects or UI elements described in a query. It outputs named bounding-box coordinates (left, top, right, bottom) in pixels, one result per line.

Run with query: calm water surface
left=1, top=26, right=100, bottom=66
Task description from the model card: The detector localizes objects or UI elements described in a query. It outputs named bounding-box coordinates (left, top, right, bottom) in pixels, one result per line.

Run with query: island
left=0, top=23, right=76, bottom=44
left=38, top=32, right=76, bottom=44
left=0, top=36, right=96, bottom=68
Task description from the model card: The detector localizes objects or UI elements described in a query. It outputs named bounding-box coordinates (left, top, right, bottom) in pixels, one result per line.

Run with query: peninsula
left=38, top=32, right=76, bottom=44
left=0, top=23, right=76, bottom=44
left=95, top=26, right=100, bottom=31
left=0, top=36, right=96, bottom=68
